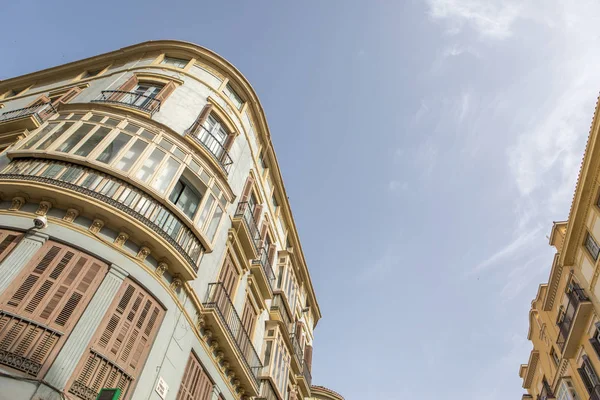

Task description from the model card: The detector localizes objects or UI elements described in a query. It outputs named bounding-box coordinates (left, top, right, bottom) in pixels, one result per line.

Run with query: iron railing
left=290, top=332, right=303, bottom=364
left=235, top=201, right=261, bottom=250
left=0, top=159, right=204, bottom=272
left=271, top=293, right=293, bottom=333
left=591, top=385, right=600, bottom=400
left=185, top=125, right=233, bottom=175
left=0, top=102, right=57, bottom=124
left=253, top=247, right=275, bottom=292
left=257, top=379, right=278, bottom=400
left=91, top=90, right=161, bottom=115
left=203, top=282, right=262, bottom=385
left=0, top=310, right=63, bottom=377
left=556, top=284, right=589, bottom=350
left=301, top=358, right=312, bottom=387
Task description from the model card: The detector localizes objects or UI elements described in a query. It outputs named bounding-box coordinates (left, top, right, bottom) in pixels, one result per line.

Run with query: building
left=519, top=97, right=600, bottom=400
left=0, top=40, right=324, bottom=400
left=308, top=386, right=344, bottom=400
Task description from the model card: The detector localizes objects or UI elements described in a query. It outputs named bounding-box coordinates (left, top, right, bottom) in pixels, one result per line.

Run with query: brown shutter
left=267, top=244, right=276, bottom=269
left=188, top=104, right=214, bottom=136
left=56, top=87, right=82, bottom=105
left=240, top=176, right=255, bottom=203
left=109, top=75, right=138, bottom=101
left=0, top=241, right=107, bottom=378
left=240, top=297, right=257, bottom=338
left=154, top=81, right=176, bottom=104
left=218, top=254, right=239, bottom=298
left=68, top=278, right=165, bottom=400
left=304, top=345, right=313, bottom=372
left=176, top=352, right=213, bottom=400
left=0, top=229, right=22, bottom=263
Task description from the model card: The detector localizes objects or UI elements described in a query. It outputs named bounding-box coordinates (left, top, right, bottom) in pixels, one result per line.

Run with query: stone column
left=0, top=230, right=48, bottom=294
left=43, top=264, right=129, bottom=389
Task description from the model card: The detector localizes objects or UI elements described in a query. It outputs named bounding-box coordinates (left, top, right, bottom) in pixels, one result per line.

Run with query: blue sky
left=2, top=1, right=600, bottom=398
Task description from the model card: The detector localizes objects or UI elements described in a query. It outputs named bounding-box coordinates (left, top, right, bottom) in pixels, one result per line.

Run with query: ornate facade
left=519, top=97, right=600, bottom=400
left=0, top=41, right=326, bottom=400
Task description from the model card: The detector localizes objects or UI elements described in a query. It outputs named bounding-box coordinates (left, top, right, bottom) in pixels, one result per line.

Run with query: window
left=83, top=68, right=104, bottom=78
left=0, top=229, right=22, bottom=263
left=551, top=347, right=560, bottom=366
left=68, top=279, right=164, bottom=400
left=201, top=114, right=230, bottom=155
left=133, top=83, right=164, bottom=109
left=223, top=83, right=243, bottom=110
left=0, top=241, right=108, bottom=378
left=206, top=204, right=223, bottom=240
left=586, top=232, right=600, bottom=260
left=56, top=123, right=95, bottom=153
left=135, top=147, right=165, bottom=182
left=176, top=353, right=213, bottom=400
left=96, top=132, right=132, bottom=164
left=262, top=330, right=291, bottom=396
left=162, top=57, right=189, bottom=68
left=579, top=355, right=600, bottom=394
left=557, top=379, right=579, bottom=400
left=272, top=193, right=279, bottom=210
left=36, top=122, right=75, bottom=150
left=74, top=126, right=111, bottom=157
left=151, top=156, right=180, bottom=194
left=169, top=178, right=202, bottom=219
left=21, top=123, right=60, bottom=150
left=114, top=139, right=148, bottom=172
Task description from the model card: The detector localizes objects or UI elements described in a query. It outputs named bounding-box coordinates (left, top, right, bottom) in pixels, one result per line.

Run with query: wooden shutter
left=109, top=76, right=138, bottom=101
left=218, top=254, right=239, bottom=298
left=0, top=229, right=22, bottom=263
left=267, top=244, right=276, bottom=269
left=240, top=297, right=257, bottom=338
left=187, top=104, right=214, bottom=136
left=68, top=278, right=164, bottom=400
left=304, top=345, right=313, bottom=372
left=579, top=367, right=594, bottom=394
left=0, top=241, right=107, bottom=377
left=240, top=176, right=255, bottom=203
left=154, top=81, right=176, bottom=104
left=55, top=87, right=82, bottom=105
left=176, top=352, right=213, bottom=400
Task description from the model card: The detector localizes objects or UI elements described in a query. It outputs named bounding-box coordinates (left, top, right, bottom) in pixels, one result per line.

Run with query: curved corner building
left=309, top=386, right=344, bottom=400
left=0, top=41, right=324, bottom=400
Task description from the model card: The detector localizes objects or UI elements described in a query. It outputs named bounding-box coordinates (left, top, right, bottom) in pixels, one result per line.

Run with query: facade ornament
left=63, top=208, right=79, bottom=223
left=114, top=232, right=129, bottom=247
left=210, top=340, right=219, bottom=352
left=226, top=370, right=235, bottom=380
left=9, top=196, right=25, bottom=211
left=216, top=351, right=224, bottom=363
left=89, top=219, right=104, bottom=233
left=136, top=246, right=151, bottom=260
left=170, top=275, right=182, bottom=291
left=155, top=262, right=169, bottom=277
left=35, top=201, right=52, bottom=216
left=196, top=313, right=206, bottom=330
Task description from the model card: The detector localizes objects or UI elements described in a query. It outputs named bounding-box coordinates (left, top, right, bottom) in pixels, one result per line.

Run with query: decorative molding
left=35, top=201, right=52, bottom=216
left=63, top=208, right=79, bottom=222
left=136, top=245, right=151, bottom=260
left=155, top=261, right=168, bottom=277
left=170, top=275, right=183, bottom=291
left=114, top=232, right=129, bottom=247
left=9, top=196, right=25, bottom=211
left=89, top=218, right=104, bottom=234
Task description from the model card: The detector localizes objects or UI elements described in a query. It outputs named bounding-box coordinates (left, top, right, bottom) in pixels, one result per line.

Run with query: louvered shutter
left=241, top=297, right=257, bottom=338
left=55, top=87, right=82, bottom=105
left=218, top=255, right=239, bottom=298
left=0, top=241, right=107, bottom=377
left=579, top=367, right=595, bottom=394
left=188, top=104, right=214, bottom=136
left=591, top=338, right=600, bottom=359
left=304, top=345, right=313, bottom=372
left=154, top=81, right=176, bottom=105
left=176, top=352, right=213, bottom=400
left=240, top=176, right=255, bottom=203
left=109, top=76, right=138, bottom=101
left=0, top=229, right=22, bottom=263
left=68, top=279, right=164, bottom=400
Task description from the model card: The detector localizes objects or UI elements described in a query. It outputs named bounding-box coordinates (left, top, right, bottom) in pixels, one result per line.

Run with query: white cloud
left=426, top=0, right=524, bottom=39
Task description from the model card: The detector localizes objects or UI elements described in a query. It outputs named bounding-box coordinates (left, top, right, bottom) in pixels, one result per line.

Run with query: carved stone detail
left=114, top=232, right=129, bottom=247
left=9, top=196, right=25, bottom=211
left=35, top=201, right=52, bottom=216
left=155, top=262, right=168, bottom=277
left=170, top=275, right=182, bottom=291
left=136, top=246, right=151, bottom=260
left=89, top=219, right=104, bottom=233
left=216, top=351, right=225, bottom=363
left=63, top=208, right=79, bottom=223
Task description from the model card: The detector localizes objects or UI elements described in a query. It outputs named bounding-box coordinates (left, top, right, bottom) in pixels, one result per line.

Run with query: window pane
left=151, top=157, right=180, bottom=194
left=197, top=194, right=215, bottom=229
left=135, top=148, right=165, bottom=182
left=224, top=84, right=243, bottom=109
left=36, top=122, right=74, bottom=150
left=115, top=139, right=148, bottom=172
left=56, top=123, right=94, bottom=153
left=74, top=126, right=111, bottom=157
left=162, top=57, right=188, bottom=68
left=169, top=180, right=201, bottom=219
left=21, top=123, right=58, bottom=150
left=96, top=132, right=131, bottom=164
left=89, top=115, right=104, bottom=123
left=59, top=166, right=83, bottom=183
left=206, top=205, right=223, bottom=240
left=40, top=164, right=64, bottom=178
left=105, top=118, right=120, bottom=127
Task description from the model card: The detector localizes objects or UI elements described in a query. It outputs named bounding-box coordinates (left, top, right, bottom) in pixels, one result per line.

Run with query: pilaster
left=0, top=230, right=48, bottom=294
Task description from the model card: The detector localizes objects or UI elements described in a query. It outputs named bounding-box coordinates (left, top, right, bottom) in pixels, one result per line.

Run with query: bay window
left=169, top=178, right=202, bottom=219
left=261, top=328, right=291, bottom=397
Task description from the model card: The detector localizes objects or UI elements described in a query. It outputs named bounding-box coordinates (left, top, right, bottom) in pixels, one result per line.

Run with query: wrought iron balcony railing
left=591, top=385, right=600, bottom=400
left=271, top=293, right=293, bottom=333
left=203, top=282, right=262, bottom=384
left=0, top=102, right=57, bottom=124
left=257, top=379, right=278, bottom=400
left=91, top=90, right=161, bottom=115
left=290, top=332, right=303, bottom=364
left=0, top=159, right=204, bottom=273
left=185, top=126, right=233, bottom=175
left=557, top=284, right=590, bottom=351
left=235, top=201, right=261, bottom=250
left=254, top=247, right=275, bottom=292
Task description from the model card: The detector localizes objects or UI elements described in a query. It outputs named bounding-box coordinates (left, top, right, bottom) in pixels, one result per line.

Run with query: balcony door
left=201, top=114, right=229, bottom=159
left=132, top=83, right=163, bottom=109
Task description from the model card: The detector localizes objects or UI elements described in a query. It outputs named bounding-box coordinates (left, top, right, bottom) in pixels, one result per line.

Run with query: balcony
left=251, top=247, right=275, bottom=300
left=296, top=359, right=312, bottom=397
left=0, top=159, right=204, bottom=279
left=232, top=201, right=260, bottom=259
left=185, top=126, right=233, bottom=175
left=91, top=90, right=161, bottom=116
left=591, top=385, right=600, bottom=400
left=270, top=294, right=293, bottom=334
left=0, top=102, right=57, bottom=133
left=556, top=283, right=593, bottom=358
left=202, top=282, right=262, bottom=392
left=256, top=379, right=278, bottom=400
left=290, top=332, right=303, bottom=374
